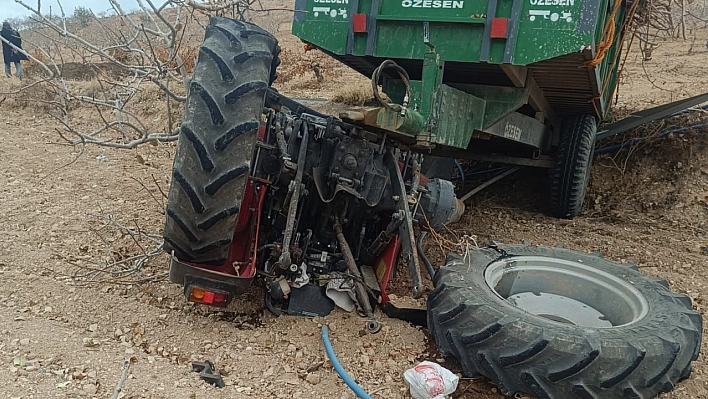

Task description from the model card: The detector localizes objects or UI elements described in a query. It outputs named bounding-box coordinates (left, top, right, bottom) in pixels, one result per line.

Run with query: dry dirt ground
left=1, top=16, right=708, bottom=399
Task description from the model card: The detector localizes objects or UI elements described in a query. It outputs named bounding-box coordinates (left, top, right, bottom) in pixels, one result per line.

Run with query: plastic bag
left=403, top=361, right=459, bottom=399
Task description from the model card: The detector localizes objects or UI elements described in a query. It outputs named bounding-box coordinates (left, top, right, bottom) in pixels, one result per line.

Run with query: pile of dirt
left=587, top=115, right=708, bottom=225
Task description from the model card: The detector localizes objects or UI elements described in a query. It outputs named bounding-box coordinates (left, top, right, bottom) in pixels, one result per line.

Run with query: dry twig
left=111, top=359, right=132, bottom=399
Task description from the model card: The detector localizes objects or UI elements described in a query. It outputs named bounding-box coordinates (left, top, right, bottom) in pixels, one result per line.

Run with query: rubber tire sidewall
left=428, top=244, right=701, bottom=398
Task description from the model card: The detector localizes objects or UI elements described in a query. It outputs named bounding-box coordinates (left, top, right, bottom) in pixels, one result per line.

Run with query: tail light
left=187, top=286, right=229, bottom=307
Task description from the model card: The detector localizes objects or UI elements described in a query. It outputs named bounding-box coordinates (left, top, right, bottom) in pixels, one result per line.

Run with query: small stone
left=19, top=338, right=29, bottom=345
left=114, top=328, right=123, bottom=337
left=360, top=354, right=370, bottom=365
left=83, top=384, right=97, bottom=394
left=25, top=365, right=37, bottom=372
left=305, top=373, right=321, bottom=385
left=125, top=348, right=135, bottom=355
left=87, top=371, right=97, bottom=379
left=88, top=324, right=98, bottom=332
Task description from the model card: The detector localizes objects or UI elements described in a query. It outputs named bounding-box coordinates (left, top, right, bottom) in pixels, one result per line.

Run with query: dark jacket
left=1, top=28, right=26, bottom=64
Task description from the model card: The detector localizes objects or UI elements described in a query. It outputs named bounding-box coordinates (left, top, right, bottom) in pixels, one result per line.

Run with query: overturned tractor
left=162, top=8, right=702, bottom=399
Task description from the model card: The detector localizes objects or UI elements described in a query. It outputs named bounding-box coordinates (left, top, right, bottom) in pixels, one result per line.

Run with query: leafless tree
left=629, top=0, right=707, bottom=59
left=0, top=0, right=275, bottom=149
left=0, top=0, right=286, bottom=285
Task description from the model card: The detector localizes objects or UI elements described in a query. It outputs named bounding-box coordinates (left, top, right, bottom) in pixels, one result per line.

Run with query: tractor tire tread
left=427, top=244, right=702, bottom=399
left=163, top=17, right=278, bottom=264
left=550, top=114, right=597, bottom=218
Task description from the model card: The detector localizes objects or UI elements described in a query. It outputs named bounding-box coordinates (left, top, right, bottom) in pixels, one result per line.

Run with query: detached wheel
left=428, top=244, right=702, bottom=399
left=550, top=114, right=597, bottom=218
left=163, top=17, right=279, bottom=265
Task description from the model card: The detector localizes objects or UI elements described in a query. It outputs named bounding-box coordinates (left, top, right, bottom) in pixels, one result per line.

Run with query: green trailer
left=292, top=0, right=629, bottom=217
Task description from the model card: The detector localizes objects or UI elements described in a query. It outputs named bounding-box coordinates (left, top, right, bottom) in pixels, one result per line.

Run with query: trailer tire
left=427, top=244, right=702, bottom=399
left=163, top=17, right=279, bottom=265
left=550, top=114, right=597, bottom=218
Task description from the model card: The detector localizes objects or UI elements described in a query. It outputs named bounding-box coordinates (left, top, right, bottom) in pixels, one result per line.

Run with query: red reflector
left=203, top=291, right=215, bottom=304
left=353, top=14, right=367, bottom=33
left=213, top=292, right=228, bottom=305
left=490, top=18, right=508, bottom=39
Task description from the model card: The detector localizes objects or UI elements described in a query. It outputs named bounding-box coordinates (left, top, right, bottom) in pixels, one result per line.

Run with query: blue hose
left=595, top=123, right=708, bottom=155
left=454, top=159, right=465, bottom=191
left=321, top=325, right=374, bottom=399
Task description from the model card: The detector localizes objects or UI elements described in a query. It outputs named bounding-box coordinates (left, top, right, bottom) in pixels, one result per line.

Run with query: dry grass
left=277, top=47, right=343, bottom=84
left=25, top=49, right=50, bottom=68
left=331, top=83, right=374, bottom=106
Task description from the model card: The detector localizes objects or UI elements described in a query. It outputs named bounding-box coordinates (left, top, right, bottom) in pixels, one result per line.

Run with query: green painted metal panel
left=450, top=84, right=530, bottom=128
left=292, top=0, right=609, bottom=64
left=383, top=79, right=421, bottom=106
left=292, top=0, right=627, bottom=136
left=374, top=108, right=427, bottom=135
left=433, top=85, right=486, bottom=148
left=292, top=0, right=352, bottom=54
left=420, top=52, right=442, bottom=117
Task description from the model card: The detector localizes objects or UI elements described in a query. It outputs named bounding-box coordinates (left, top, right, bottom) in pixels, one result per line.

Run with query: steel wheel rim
left=484, top=256, right=649, bottom=328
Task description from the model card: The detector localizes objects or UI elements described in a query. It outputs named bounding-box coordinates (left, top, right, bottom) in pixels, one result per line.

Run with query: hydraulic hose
left=417, top=231, right=435, bottom=279
left=264, top=291, right=284, bottom=316
left=371, top=60, right=412, bottom=112
left=454, top=159, right=465, bottom=192
left=321, top=325, right=374, bottom=399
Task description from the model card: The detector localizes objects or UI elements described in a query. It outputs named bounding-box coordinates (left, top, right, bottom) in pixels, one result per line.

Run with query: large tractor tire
left=550, top=114, right=597, bottom=218
left=428, top=244, right=702, bottom=399
left=163, top=17, right=279, bottom=265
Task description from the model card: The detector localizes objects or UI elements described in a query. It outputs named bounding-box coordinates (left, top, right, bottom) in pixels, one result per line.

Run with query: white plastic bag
left=403, top=361, right=459, bottom=399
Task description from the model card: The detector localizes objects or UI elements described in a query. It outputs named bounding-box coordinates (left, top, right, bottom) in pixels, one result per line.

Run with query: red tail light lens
left=188, top=287, right=229, bottom=307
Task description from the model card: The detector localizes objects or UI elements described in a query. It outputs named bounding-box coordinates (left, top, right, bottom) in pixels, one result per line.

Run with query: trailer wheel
left=163, top=17, right=279, bottom=265
left=428, top=244, right=702, bottom=399
left=550, top=114, right=597, bottom=218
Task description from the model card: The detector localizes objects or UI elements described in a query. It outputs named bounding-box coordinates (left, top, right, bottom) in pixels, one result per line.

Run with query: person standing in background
left=1, top=21, right=26, bottom=79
